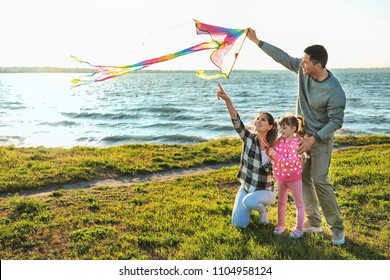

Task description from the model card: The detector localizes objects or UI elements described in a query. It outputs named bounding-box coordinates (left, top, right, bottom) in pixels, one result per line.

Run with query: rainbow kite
left=71, top=20, right=247, bottom=87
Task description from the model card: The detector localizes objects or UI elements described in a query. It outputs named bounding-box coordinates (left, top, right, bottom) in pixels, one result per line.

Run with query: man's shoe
left=331, top=228, right=345, bottom=245
left=259, top=211, right=269, bottom=224
left=302, top=220, right=323, bottom=233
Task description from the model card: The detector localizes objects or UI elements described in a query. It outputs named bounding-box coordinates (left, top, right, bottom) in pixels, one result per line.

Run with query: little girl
left=268, top=114, right=305, bottom=238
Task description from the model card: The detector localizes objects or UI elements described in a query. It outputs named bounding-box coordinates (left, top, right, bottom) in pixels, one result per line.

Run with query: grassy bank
left=0, top=138, right=241, bottom=195
left=0, top=135, right=389, bottom=259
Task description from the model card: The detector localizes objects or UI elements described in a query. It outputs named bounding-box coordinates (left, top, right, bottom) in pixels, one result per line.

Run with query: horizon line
left=1, top=66, right=390, bottom=74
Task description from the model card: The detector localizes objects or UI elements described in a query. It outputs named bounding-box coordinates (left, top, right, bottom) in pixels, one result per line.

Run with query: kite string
left=141, top=21, right=194, bottom=48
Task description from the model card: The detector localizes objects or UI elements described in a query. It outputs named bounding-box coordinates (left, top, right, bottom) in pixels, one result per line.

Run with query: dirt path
left=7, top=162, right=237, bottom=198
left=3, top=146, right=350, bottom=198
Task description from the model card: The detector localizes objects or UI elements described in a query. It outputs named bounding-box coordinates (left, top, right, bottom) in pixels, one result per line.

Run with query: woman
left=217, top=83, right=278, bottom=228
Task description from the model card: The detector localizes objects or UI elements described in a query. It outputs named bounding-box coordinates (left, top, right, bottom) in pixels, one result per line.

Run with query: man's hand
left=247, top=28, right=260, bottom=45
left=298, top=136, right=316, bottom=154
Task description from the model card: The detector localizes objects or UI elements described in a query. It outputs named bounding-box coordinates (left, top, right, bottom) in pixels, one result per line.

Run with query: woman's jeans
left=232, top=185, right=276, bottom=228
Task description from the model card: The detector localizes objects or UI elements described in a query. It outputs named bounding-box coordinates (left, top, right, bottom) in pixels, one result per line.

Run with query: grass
left=0, top=138, right=241, bottom=195
left=0, top=134, right=389, bottom=260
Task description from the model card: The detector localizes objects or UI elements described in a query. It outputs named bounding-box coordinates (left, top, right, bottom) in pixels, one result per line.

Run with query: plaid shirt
left=232, top=114, right=274, bottom=192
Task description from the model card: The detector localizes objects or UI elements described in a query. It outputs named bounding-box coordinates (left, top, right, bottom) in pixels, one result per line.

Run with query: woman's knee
left=242, top=195, right=260, bottom=210
left=232, top=220, right=249, bottom=228
left=232, top=212, right=250, bottom=228
left=242, top=190, right=275, bottom=210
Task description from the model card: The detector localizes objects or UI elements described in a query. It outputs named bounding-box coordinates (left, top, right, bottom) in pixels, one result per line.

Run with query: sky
left=1, top=0, right=389, bottom=70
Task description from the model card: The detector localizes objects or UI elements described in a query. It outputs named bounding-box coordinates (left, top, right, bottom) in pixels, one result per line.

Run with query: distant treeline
left=0, top=67, right=93, bottom=73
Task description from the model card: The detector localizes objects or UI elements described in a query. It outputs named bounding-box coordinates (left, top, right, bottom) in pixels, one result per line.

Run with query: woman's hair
left=251, top=111, right=278, bottom=147
left=278, top=114, right=305, bottom=137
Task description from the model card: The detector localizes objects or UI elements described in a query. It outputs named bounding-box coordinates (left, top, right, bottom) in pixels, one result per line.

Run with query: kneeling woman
left=216, top=84, right=278, bottom=228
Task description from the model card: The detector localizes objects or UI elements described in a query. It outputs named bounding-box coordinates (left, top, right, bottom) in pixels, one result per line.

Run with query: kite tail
left=70, top=41, right=219, bottom=88
left=196, top=71, right=227, bottom=80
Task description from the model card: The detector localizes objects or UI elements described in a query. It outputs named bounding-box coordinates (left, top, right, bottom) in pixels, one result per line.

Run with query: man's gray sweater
left=259, top=41, right=346, bottom=142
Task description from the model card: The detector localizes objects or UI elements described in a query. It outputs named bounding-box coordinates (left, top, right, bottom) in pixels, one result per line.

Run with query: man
left=247, top=28, right=346, bottom=245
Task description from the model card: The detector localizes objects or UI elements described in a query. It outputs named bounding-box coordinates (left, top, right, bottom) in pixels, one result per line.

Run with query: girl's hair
left=251, top=111, right=278, bottom=147
left=278, top=114, right=305, bottom=137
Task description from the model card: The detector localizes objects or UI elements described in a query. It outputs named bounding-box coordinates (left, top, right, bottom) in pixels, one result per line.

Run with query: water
left=0, top=69, right=389, bottom=147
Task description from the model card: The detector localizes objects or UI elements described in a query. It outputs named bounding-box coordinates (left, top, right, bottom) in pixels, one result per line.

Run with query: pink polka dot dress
left=272, top=137, right=303, bottom=182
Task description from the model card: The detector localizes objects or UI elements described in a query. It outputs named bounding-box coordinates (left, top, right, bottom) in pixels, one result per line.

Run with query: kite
left=71, top=20, right=247, bottom=87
